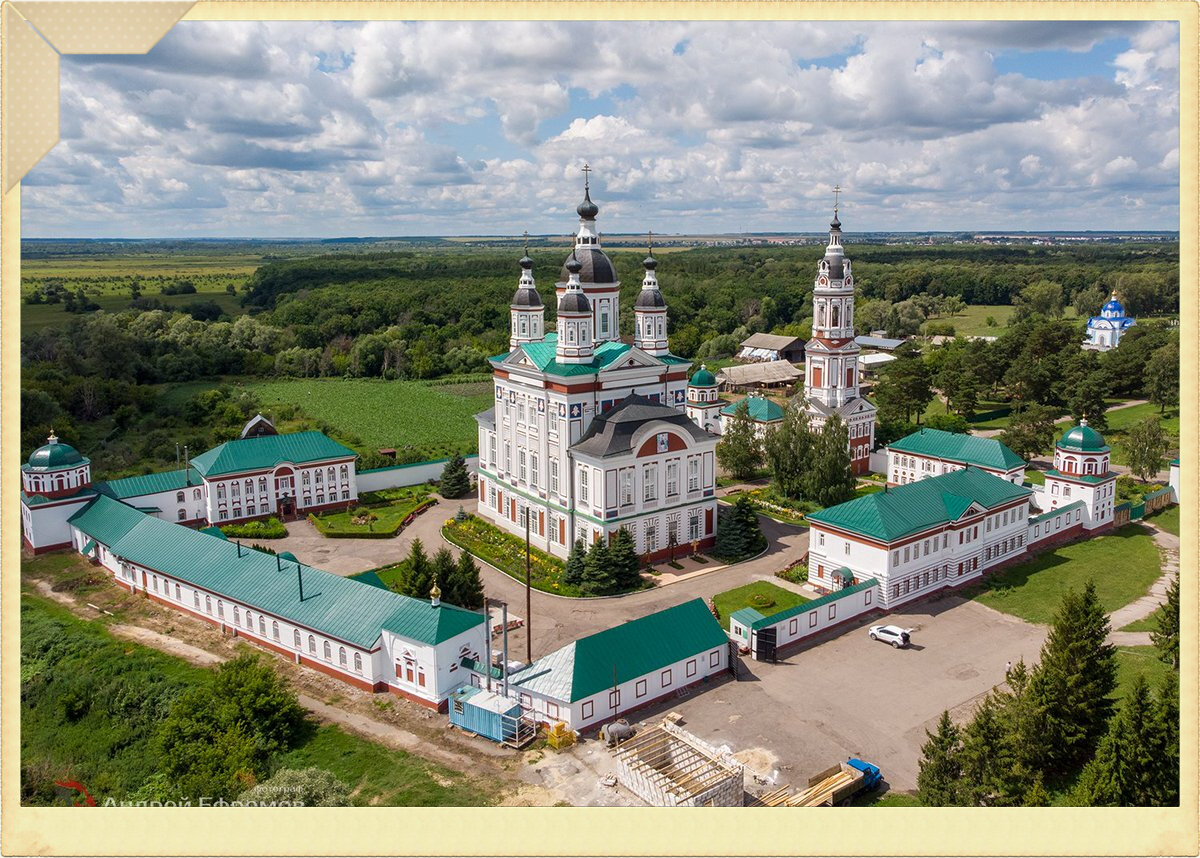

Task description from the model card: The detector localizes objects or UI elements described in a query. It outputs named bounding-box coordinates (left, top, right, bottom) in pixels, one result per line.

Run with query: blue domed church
left=1084, top=292, right=1135, bottom=351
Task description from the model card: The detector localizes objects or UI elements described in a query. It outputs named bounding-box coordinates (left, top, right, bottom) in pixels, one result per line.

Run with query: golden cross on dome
left=582, top=162, right=592, bottom=190
left=522, top=230, right=529, bottom=256
left=647, top=229, right=654, bottom=255
left=833, top=184, right=842, bottom=214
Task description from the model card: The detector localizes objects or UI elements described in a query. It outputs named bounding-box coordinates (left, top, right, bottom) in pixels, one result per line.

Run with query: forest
left=19, top=240, right=1179, bottom=475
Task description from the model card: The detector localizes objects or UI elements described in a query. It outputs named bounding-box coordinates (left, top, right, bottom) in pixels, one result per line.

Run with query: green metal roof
left=889, top=428, right=1025, bottom=471
left=1044, top=468, right=1111, bottom=485
left=729, top=607, right=765, bottom=628
left=806, top=468, right=1032, bottom=543
left=491, top=334, right=690, bottom=378
left=720, top=395, right=784, bottom=422
left=68, top=495, right=483, bottom=648
left=95, top=468, right=202, bottom=500
left=190, top=431, right=356, bottom=478
left=349, top=570, right=389, bottom=591
left=1032, top=500, right=1086, bottom=524
left=749, top=579, right=878, bottom=631
left=689, top=365, right=717, bottom=387
left=1057, top=423, right=1110, bottom=453
left=20, top=488, right=97, bottom=507
left=199, top=526, right=228, bottom=540
left=508, top=598, right=727, bottom=703
left=81, top=539, right=96, bottom=556
left=24, top=438, right=88, bottom=471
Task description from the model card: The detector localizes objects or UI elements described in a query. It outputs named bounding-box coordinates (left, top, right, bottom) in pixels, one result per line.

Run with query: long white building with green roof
left=67, top=493, right=486, bottom=710
left=805, top=467, right=1033, bottom=609
left=886, top=427, right=1025, bottom=486
left=476, top=177, right=718, bottom=561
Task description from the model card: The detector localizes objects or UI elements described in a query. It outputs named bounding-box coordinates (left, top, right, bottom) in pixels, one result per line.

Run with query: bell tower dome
left=633, top=231, right=669, bottom=356
left=509, top=232, right=544, bottom=350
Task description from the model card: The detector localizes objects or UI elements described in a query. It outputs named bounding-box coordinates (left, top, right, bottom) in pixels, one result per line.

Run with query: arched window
left=339, top=465, right=348, bottom=480
left=259, top=616, right=266, bottom=635
left=328, top=467, right=335, bottom=484
left=233, top=606, right=240, bottom=624
left=354, top=653, right=362, bottom=673
left=245, top=611, right=253, bottom=629
left=294, top=629, right=301, bottom=648
left=339, top=647, right=347, bottom=666
left=217, top=600, right=224, bottom=618
left=308, top=635, right=316, bottom=653
left=205, top=596, right=212, bottom=614
left=193, top=488, right=202, bottom=500
left=323, top=641, right=332, bottom=660
left=831, top=304, right=840, bottom=327
left=245, top=479, right=253, bottom=496
left=272, top=621, right=280, bottom=640
left=176, top=491, right=185, bottom=502
left=258, top=477, right=267, bottom=493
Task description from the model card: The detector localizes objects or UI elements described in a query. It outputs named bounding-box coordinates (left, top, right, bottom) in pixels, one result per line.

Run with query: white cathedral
left=475, top=175, right=877, bottom=559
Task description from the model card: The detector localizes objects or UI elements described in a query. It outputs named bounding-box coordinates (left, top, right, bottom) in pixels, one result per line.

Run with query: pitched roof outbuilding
left=888, top=428, right=1025, bottom=471
left=189, top=431, right=356, bottom=478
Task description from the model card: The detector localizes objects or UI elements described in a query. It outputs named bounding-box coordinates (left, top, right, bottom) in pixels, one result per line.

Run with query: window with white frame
left=688, top=509, right=701, bottom=541
left=550, top=458, right=559, bottom=495
left=645, top=519, right=658, bottom=552
left=579, top=468, right=589, bottom=504
left=666, top=462, right=679, bottom=497
left=621, top=471, right=633, bottom=505
left=519, top=451, right=527, bottom=482
left=643, top=464, right=658, bottom=501
left=688, top=458, right=700, bottom=491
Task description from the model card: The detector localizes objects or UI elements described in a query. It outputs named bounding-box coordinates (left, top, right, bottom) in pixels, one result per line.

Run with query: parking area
left=616, top=594, right=1047, bottom=794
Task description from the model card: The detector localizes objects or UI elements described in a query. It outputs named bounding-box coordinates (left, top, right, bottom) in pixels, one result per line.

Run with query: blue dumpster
left=448, top=686, right=522, bottom=744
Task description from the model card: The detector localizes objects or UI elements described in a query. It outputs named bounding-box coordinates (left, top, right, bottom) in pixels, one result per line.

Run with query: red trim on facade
left=388, top=683, right=445, bottom=712
left=636, top=431, right=688, bottom=457
left=770, top=606, right=887, bottom=660
left=26, top=538, right=74, bottom=555
left=573, top=671, right=726, bottom=735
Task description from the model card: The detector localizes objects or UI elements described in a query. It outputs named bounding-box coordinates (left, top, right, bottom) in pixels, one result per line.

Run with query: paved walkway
left=1106, top=523, right=1179, bottom=645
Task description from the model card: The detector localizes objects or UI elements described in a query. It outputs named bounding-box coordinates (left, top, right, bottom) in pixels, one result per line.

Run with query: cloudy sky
left=21, top=19, right=1180, bottom=237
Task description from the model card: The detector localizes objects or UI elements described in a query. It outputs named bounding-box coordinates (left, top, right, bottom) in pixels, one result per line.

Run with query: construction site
left=608, top=719, right=745, bottom=807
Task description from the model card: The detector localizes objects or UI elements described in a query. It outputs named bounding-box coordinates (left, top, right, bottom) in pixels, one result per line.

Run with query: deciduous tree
left=716, top=399, right=763, bottom=480
left=1124, top=417, right=1170, bottom=481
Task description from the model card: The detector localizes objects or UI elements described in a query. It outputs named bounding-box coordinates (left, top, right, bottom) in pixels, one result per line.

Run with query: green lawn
left=711, top=581, right=810, bottom=629
left=1145, top=504, right=1180, bottom=536
left=1120, top=607, right=1164, bottom=634
left=277, top=724, right=500, bottom=806
left=1114, top=646, right=1175, bottom=700
left=1024, top=468, right=1045, bottom=486
left=851, top=789, right=922, bottom=807
left=922, top=304, right=1081, bottom=339
left=311, top=489, right=433, bottom=537
left=245, top=378, right=492, bottom=457
left=973, top=524, right=1162, bottom=625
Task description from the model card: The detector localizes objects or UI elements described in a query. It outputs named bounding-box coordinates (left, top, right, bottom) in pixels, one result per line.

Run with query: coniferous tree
left=1151, top=576, right=1179, bottom=668
left=916, top=711, right=963, bottom=806
left=957, top=695, right=1027, bottom=806
left=400, top=539, right=435, bottom=599
left=803, top=415, right=855, bottom=507
left=1076, top=675, right=1159, bottom=806
left=716, top=399, right=764, bottom=480
left=580, top=537, right=617, bottom=595
left=607, top=527, right=641, bottom=591
left=992, top=660, right=1049, bottom=781
left=999, top=403, right=1057, bottom=461
left=1029, top=581, right=1118, bottom=775
left=1022, top=774, right=1051, bottom=807
left=430, top=547, right=457, bottom=595
left=763, top=401, right=813, bottom=499
left=714, top=495, right=766, bottom=561
left=562, top=538, right=587, bottom=587
left=439, top=452, right=471, bottom=499
left=1153, top=671, right=1180, bottom=806
left=446, top=550, right=484, bottom=609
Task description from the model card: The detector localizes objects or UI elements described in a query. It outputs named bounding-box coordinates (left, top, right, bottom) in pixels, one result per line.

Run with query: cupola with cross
left=557, top=164, right=621, bottom=344
left=510, top=231, right=544, bottom=349
left=555, top=251, right=594, bottom=364
left=633, top=231, right=669, bottom=356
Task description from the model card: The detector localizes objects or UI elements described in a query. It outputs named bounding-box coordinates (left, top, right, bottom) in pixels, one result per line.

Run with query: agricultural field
left=245, top=378, right=493, bottom=458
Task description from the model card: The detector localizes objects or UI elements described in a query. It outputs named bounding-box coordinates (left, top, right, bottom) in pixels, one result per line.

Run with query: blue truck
left=795, top=758, right=882, bottom=805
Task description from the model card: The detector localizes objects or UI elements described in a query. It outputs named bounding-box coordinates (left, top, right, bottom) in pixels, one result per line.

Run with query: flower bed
left=442, top=515, right=580, bottom=596
left=220, top=517, right=288, bottom=539
left=311, top=495, right=435, bottom=538
left=727, top=488, right=816, bottom=526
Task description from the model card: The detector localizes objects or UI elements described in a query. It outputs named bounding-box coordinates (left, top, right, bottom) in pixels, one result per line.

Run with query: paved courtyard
left=605, top=594, right=1048, bottom=794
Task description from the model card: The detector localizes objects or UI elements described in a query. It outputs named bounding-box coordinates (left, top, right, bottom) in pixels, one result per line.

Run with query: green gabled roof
left=190, top=431, right=356, bottom=478
left=889, top=428, right=1025, bottom=471
left=1032, top=500, right=1086, bottom=524
left=199, top=526, right=228, bottom=540
left=95, top=468, right=202, bottom=500
left=749, top=579, right=878, bottom=631
left=806, top=468, right=1032, bottom=543
left=509, top=599, right=727, bottom=703
left=729, top=607, right=766, bottom=627
left=492, top=334, right=690, bottom=378
left=68, top=495, right=483, bottom=648
left=349, top=570, right=389, bottom=591
left=721, top=395, right=784, bottom=422
left=20, top=488, right=98, bottom=507
left=1044, top=468, right=1111, bottom=485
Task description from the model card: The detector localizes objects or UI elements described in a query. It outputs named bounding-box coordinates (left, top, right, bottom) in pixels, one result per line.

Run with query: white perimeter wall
left=733, top=583, right=880, bottom=659
left=357, top=455, right=479, bottom=493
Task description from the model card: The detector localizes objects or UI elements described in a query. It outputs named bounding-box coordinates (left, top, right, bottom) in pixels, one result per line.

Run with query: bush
left=220, top=517, right=288, bottom=539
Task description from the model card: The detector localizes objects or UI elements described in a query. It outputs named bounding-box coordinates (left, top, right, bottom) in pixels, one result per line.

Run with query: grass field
left=1114, top=645, right=1174, bottom=699
left=245, top=378, right=492, bottom=457
left=1120, top=607, right=1164, bottom=634
left=312, top=489, right=433, bottom=537
left=972, top=524, right=1162, bottom=625
left=277, top=724, right=498, bottom=806
left=923, top=305, right=1083, bottom=338
left=1024, top=468, right=1046, bottom=486
left=712, top=581, right=810, bottom=629
left=1144, top=504, right=1180, bottom=536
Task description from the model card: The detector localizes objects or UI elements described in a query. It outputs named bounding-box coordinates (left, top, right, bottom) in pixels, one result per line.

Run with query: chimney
left=237, top=540, right=242, bottom=558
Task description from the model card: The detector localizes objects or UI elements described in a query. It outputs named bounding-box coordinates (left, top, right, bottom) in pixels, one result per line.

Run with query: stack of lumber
left=785, top=770, right=854, bottom=806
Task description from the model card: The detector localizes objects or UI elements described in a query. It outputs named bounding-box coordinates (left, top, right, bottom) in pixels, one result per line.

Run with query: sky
left=20, top=20, right=1181, bottom=237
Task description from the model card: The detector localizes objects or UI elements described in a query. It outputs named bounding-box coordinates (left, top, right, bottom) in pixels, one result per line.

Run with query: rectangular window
left=519, top=450, right=527, bottom=482
left=809, top=612, right=818, bottom=628
left=844, top=541, right=850, bottom=556
left=608, top=689, right=620, bottom=709
left=865, top=588, right=872, bottom=605
left=550, top=459, right=560, bottom=495
left=489, top=436, right=497, bottom=467
left=686, top=659, right=697, bottom=678
left=621, top=471, right=633, bottom=505
left=530, top=454, right=539, bottom=489
left=904, top=546, right=910, bottom=562
left=828, top=604, right=837, bottom=620
left=636, top=679, right=647, bottom=698
left=661, top=669, right=672, bottom=687
left=892, top=550, right=899, bottom=565
left=689, top=510, right=700, bottom=541
left=819, top=533, right=825, bottom=548
left=688, top=458, right=700, bottom=491
left=579, top=468, right=589, bottom=504
left=789, top=618, right=798, bottom=635
left=710, top=649, right=721, bottom=667
left=547, top=702, right=560, bottom=719
left=666, top=462, right=679, bottom=497
left=643, top=465, right=658, bottom=501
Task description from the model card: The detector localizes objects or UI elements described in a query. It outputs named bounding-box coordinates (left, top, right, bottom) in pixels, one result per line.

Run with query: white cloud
left=21, top=20, right=1180, bottom=236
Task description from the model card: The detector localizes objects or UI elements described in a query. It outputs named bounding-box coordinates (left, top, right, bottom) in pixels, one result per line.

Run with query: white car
left=869, top=625, right=912, bottom=648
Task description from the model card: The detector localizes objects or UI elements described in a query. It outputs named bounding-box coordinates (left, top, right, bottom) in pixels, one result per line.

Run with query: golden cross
left=522, top=230, right=529, bottom=256
left=647, top=229, right=654, bottom=255
left=582, top=163, right=592, bottom=190
left=833, top=184, right=842, bottom=213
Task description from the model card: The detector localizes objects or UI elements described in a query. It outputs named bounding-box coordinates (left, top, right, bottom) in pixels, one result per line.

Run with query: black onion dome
left=558, top=290, right=591, bottom=313
left=511, top=286, right=542, bottom=308
left=565, top=254, right=582, bottom=275
left=577, top=188, right=599, bottom=220
left=636, top=288, right=666, bottom=309
left=519, top=254, right=534, bottom=269
left=830, top=212, right=841, bottom=230
left=643, top=254, right=657, bottom=270
left=559, top=246, right=616, bottom=283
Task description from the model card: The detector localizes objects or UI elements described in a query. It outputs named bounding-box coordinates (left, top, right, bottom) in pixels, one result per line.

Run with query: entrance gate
left=754, top=627, right=777, bottom=663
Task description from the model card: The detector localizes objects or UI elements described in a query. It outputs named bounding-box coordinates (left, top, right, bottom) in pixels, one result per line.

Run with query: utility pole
left=524, top=509, right=532, bottom=664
